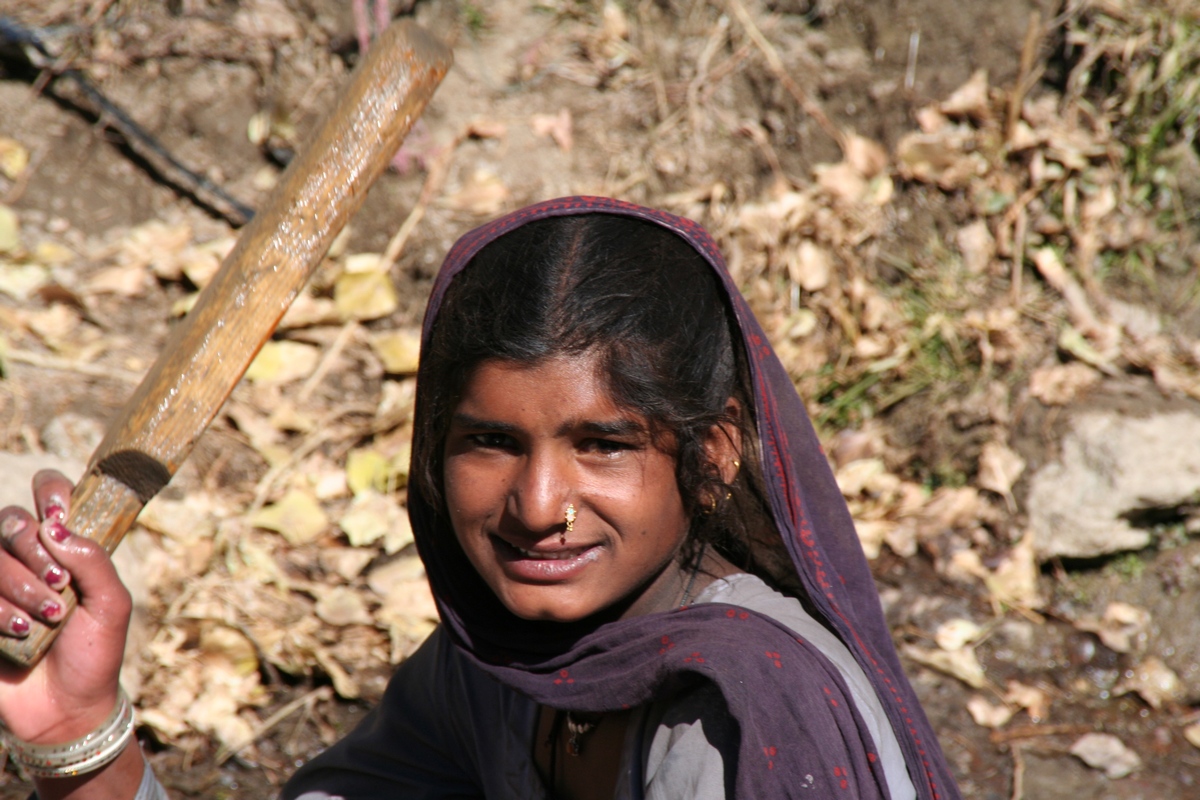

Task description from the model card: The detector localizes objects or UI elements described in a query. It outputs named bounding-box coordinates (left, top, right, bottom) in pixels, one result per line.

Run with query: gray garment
left=139, top=574, right=916, bottom=799
left=126, top=754, right=170, bottom=800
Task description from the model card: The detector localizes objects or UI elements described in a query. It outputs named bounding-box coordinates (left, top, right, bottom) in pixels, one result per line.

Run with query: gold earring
left=565, top=504, right=576, bottom=532
left=732, top=459, right=741, bottom=471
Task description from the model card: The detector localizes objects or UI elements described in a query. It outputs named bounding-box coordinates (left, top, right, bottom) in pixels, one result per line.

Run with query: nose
left=508, top=447, right=572, bottom=537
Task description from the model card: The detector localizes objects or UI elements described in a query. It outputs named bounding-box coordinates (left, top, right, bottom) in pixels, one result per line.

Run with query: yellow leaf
left=335, top=270, right=398, bottom=321
left=346, top=448, right=389, bottom=496
left=339, top=490, right=408, bottom=551
left=33, top=241, right=74, bottom=266
left=252, top=488, right=328, bottom=544
left=0, top=138, right=29, bottom=180
left=245, top=340, right=320, bottom=384
left=0, top=263, right=49, bottom=301
left=370, top=328, right=422, bottom=374
left=0, top=205, right=20, bottom=254
left=339, top=496, right=389, bottom=548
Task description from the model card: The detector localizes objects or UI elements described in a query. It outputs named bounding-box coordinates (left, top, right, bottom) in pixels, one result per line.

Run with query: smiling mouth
left=512, top=545, right=580, bottom=560
left=491, top=536, right=601, bottom=573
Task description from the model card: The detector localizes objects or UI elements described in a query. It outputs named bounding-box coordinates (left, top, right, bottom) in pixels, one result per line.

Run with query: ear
left=703, top=397, right=743, bottom=486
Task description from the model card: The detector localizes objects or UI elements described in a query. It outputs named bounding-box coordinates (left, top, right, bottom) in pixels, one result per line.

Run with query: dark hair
left=413, top=214, right=766, bottom=565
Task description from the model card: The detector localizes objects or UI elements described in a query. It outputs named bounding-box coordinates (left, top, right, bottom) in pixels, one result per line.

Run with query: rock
left=0, top=451, right=84, bottom=510
left=40, top=413, right=105, bottom=461
left=1026, top=410, right=1200, bottom=560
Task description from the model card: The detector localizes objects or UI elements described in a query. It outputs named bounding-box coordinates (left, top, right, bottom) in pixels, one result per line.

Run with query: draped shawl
left=409, top=196, right=961, bottom=800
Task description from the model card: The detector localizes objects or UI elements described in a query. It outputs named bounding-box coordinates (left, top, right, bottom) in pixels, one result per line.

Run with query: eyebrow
left=450, top=413, right=646, bottom=438
left=450, top=413, right=520, bottom=433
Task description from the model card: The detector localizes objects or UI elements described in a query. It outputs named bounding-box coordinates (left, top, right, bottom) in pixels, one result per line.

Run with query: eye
left=581, top=438, right=633, bottom=456
left=468, top=432, right=518, bottom=450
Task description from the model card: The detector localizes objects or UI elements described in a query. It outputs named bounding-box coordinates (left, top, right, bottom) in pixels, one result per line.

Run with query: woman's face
left=442, top=353, right=692, bottom=622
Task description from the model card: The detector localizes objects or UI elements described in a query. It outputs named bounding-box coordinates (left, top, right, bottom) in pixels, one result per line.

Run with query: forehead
left=454, top=354, right=638, bottom=425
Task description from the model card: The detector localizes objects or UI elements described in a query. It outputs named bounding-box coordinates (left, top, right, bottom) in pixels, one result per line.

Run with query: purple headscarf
left=409, top=197, right=961, bottom=800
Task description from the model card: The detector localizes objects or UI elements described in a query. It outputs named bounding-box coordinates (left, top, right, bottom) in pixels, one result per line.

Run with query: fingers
left=0, top=510, right=69, bottom=635
left=32, top=469, right=74, bottom=522
left=37, top=521, right=132, bottom=627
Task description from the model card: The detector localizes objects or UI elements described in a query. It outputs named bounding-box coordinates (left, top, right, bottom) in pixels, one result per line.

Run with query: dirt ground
left=2, top=0, right=1200, bottom=798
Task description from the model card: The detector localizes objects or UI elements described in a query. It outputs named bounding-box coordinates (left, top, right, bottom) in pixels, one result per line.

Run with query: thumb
left=38, top=521, right=132, bottom=626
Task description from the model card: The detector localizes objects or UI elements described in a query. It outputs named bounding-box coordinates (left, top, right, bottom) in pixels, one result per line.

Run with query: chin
left=499, top=588, right=594, bottom=623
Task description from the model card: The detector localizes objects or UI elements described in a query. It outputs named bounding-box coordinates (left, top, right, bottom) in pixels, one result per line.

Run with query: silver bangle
left=3, top=687, right=135, bottom=779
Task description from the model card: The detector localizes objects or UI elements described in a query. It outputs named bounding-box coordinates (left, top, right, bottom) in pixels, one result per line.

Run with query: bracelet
left=2, top=688, right=135, bottom=779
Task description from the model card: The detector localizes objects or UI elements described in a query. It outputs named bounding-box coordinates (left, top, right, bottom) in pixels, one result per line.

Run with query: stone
left=1026, top=410, right=1200, bottom=560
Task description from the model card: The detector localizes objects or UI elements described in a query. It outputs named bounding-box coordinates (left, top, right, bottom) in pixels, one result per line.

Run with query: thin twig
left=296, top=321, right=361, bottom=405
left=725, top=0, right=847, bottom=154
left=6, top=347, right=144, bottom=383
left=376, top=128, right=465, bottom=275
left=1007, top=11, right=1044, bottom=142
left=214, top=686, right=334, bottom=765
left=1010, top=743, right=1026, bottom=800
left=990, top=723, right=1092, bottom=744
left=0, top=17, right=255, bottom=226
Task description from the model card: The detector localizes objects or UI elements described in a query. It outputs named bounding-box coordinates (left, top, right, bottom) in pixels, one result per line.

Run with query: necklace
left=564, top=710, right=602, bottom=756
left=553, top=549, right=708, bottom=765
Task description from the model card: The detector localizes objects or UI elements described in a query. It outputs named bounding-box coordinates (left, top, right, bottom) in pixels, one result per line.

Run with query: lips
left=491, top=535, right=602, bottom=581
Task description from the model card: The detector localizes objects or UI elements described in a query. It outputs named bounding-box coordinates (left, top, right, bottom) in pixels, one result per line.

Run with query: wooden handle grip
left=1, top=21, right=451, bottom=668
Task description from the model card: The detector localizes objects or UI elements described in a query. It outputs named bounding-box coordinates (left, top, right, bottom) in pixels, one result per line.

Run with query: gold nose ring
left=565, top=504, right=576, bottom=531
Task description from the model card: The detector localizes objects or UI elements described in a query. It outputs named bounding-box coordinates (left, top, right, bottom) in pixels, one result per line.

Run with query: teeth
left=516, top=546, right=576, bottom=560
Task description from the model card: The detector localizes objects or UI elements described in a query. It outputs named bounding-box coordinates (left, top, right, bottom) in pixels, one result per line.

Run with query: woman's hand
left=0, top=469, right=133, bottom=745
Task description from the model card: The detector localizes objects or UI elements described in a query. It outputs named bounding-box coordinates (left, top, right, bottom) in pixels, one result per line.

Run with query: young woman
left=0, top=197, right=961, bottom=800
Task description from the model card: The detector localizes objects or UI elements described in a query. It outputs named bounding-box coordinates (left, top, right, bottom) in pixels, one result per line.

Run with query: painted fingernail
left=45, top=565, right=69, bottom=588
left=1, top=515, right=27, bottom=540
left=46, top=521, right=71, bottom=543
left=44, top=504, right=66, bottom=522
left=40, top=600, right=63, bottom=621
left=10, top=616, right=29, bottom=636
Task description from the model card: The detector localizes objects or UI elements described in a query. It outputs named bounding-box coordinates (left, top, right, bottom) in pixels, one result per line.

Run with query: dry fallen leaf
left=339, top=490, right=405, bottom=549
left=1029, top=362, right=1101, bottom=405
left=313, top=586, right=374, bottom=627
left=244, top=340, right=320, bottom=384
left=233, top=0, right=302, bottom=39
left=531, top=108, right=574, bottom=152
left=86, top=263, right=151, bottom=297
left=252, top=488, right=328, bottom=545
left=844, top=134, right=889, bottom=178
left=935, top=619, right=985, bottom=651
left=940, top=69, right=991, bottom=121
left=956, top=219, right=994, bottom=275
left=1185, top=723, right=1200, bottom=751
left=0, top=205, right=20, bottom=254
left=0, top=263, right=50, bottom=301
left=442, top=170, right=510, bottom=216
left=902, top=644, right=987, bottom=689
left=1070, top=733, right=1142, bottom=779
left=335, top=270, right=399, bottom=322
left=1004, top=680, right=1050, bottom=723
left=787, top=240, right=832, bottom=292
left=976, top=440, right=1025, bottom=509
left=0, top=138, right=29, bottom=180
left=318, top=547, right=376, bottom=581
left=1074, top=602, right=1151, bottom=654
left=370, top=328, right=422, bottom=374
left=1115, top=656, right=1185, bottom=710
left=966, top=695, right=1014, bottom=728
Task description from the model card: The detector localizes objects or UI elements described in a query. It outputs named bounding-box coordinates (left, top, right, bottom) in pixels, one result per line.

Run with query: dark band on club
left=95, top=451, right=172, bottom=505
